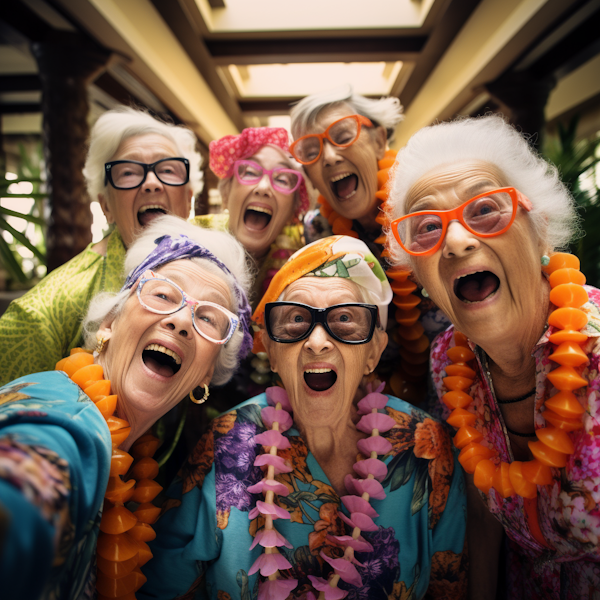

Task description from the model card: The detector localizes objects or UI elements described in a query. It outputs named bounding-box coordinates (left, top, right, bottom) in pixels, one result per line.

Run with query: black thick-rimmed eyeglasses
left=104, top=158, right=190, bottom=190
left=264, top=302, right=379, bottom=345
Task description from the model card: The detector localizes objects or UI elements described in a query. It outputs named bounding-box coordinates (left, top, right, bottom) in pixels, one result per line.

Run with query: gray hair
left=290, top=84, right=403, bottom=142
left=385, top=114, right=580, bottom=266
left=82, top=215, right=253, bottom=386
left=83, top=106, right=203, bottom=202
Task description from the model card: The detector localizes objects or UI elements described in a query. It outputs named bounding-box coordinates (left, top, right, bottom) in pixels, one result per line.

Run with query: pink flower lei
left=248, top=384, right=395, bottom=600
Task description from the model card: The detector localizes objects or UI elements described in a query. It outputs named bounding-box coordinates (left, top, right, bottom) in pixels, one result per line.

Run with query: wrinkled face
left=405, top=161, right=546, bottom=345
left=225, top=146, right=298, bottom=258
left=98, top=260, right=232, bottom=426
left=264, top=278, right=387, bottom=427
left=99, top=133, right=193, bottom=247
left=301, top=104, right=386, bottom=225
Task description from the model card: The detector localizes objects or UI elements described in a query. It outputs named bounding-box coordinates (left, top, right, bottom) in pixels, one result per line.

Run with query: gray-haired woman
left=385, top=114, right=600, bottom=600
left=0, top=215, right=252, bottom=600
left=0, top=107, right=202, bottom=385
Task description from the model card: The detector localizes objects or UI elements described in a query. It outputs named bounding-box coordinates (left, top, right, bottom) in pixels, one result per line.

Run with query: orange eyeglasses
left=290, top=115, right=373, bottom=165
left=389, top=187, right=533, bottom=256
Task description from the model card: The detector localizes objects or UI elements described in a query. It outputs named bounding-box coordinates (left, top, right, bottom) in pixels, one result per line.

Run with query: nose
left=442, top=220, right=481, bottom=259
left=321, top=139, right=343, bottom=167
left=142, top=169, right=164, bottom=193
left=303, top=323, right=334, bottom=354
left=163, top=307, right=193, bottom=338
left=253, top=173, right=273, bottom=196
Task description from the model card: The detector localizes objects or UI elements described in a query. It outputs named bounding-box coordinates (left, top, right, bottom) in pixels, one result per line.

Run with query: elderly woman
left=0, top=215, right=252, bottom=600
left=140, top=236, right=467, bottom=600
left=385, top=114, right=600, bottom=599
left=290, top=85, right=448, bottom=404
left=0, top=107, right=202, bottom=385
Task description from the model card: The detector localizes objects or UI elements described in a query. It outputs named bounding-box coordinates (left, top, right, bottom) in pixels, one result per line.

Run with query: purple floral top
left=430, top=285, right=600, bottom=599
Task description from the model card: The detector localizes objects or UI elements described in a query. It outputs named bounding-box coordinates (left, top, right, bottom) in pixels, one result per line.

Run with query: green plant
left=543, top=116, right=600, bottom=287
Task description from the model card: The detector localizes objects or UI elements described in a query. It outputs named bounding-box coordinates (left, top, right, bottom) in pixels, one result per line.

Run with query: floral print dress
left=140, top=394, right=467, bottom=600
left=430, top=285, right=600, bottom=599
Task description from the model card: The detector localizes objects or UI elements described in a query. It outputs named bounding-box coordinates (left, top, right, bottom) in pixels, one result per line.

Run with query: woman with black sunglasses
left=140, top=235, right=467, bottom=600
left=0, top=107, right=202, bottom=384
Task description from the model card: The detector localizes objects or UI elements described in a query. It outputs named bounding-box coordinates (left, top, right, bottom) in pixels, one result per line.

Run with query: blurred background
left=1, top=0, right=599, bottom=306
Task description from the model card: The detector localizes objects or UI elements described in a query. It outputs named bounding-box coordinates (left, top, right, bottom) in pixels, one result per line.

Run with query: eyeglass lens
left=268, top=304, right=373, bottom=342
left=293, top=117, right=360, bottom=163
left=236, top=161, right=300, bottom=193
left=110, top=159, right=188, bottom=189
left=139, top=278, right=232, bottom=341
left=397, top=191, right=515, bottom=253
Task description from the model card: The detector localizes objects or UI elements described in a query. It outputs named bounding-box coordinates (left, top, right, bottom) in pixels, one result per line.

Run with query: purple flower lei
left=122, top=234, right=253, bottom=359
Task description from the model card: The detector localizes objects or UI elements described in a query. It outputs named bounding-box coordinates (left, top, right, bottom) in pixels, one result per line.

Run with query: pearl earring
left=421, top=288, right=429, bottom=298
left=541, top=255, right=550, bottom=267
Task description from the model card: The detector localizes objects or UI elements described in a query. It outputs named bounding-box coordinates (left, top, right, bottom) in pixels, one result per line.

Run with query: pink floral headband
left=209, top=127, right=309, bottom=216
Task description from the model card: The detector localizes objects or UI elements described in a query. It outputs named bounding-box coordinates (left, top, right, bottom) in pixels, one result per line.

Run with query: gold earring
left=189, top=384, right=210, bottom=404
left=95, top=337, right=107, bottom=355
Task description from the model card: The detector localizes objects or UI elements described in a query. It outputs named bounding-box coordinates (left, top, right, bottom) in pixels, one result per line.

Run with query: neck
left=355, top=205, right=381, bottom=233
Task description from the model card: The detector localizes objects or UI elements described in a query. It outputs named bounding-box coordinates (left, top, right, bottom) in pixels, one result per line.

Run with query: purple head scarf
left=122, top=234, right=253, bottom=360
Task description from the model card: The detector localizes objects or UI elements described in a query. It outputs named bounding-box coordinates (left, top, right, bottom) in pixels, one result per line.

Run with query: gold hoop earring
left=189, top=384, right=210, bottom=405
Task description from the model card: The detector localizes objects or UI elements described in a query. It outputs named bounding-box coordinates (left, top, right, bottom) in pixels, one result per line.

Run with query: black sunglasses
left=104, top=157, right=190, bottom=190
left=265, top=302, right=378, bottom=345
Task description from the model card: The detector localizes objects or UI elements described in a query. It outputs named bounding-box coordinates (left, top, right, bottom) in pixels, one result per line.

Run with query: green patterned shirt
left=0, top=230, right=126, bottom=385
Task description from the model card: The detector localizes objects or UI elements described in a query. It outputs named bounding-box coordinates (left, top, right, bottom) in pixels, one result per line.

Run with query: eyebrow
left=166, top=274, right=231, bottom=307
left=408, top=180, right=500, bottom=213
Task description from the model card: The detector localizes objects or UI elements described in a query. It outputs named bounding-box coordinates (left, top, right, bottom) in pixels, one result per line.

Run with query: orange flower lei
left=55, top=350, right=162, bottom=600
left=444, top=253, right=588, bottom=503
left=316, top=149, right=430, bottom=401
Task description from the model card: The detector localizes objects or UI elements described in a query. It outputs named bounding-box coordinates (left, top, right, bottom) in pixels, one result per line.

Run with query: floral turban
left=209, top=127, right=309, bottom=215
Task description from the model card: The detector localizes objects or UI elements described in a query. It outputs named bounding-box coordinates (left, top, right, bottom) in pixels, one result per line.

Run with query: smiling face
left=264, top=278, right=387, bottom=428
left=224, top=146, right=298, bottom=259
left=99, top=133, right=193, bottom=247
left=302, top=104, right=386, bottom=227
left=405, top=161, right=549, bottom=348
left=97, top=259, right=232, bottom=444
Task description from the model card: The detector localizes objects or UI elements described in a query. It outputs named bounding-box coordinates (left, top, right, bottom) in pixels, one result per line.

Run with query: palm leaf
left=0, top=216, right=46, bottom=262
left=0, top=235, right=27, bottom=283
left=0, top=206, right=45, bottom=225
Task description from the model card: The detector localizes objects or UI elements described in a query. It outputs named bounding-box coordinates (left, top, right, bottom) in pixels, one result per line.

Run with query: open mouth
left=304, top=368, right=337, bottom=391
left=142, top=343, right=181, bottom=377
left=454, top=271, right=500, bottom=304
left=244, top=206, right=272, bottom=231
left=330, top=173, right=358, bottom=200
left=138, top=205, right=167, bottom=227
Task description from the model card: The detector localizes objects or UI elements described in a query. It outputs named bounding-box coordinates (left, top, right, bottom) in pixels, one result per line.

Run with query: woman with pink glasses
left=385, top=114, right=600, bottom=600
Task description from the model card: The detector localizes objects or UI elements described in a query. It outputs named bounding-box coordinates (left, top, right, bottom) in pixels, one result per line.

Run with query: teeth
left=456, top=270, right=485, bottom=280
left=139, top=205, right=165, bottom=214
left=305, top=368, right=332, bottom=374
left=248, top=206, right=273, bottom=216
left=330, top=173, right=352, bottom=183
left=144, top=343, right=181, bottom=365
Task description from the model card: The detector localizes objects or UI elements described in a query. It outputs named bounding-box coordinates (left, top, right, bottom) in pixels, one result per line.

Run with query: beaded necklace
left=444, top=253, right=588, bottom=504
left=55, top=350, right=162, bottom=600
left=248, top=385, right=394, bottom=600
left=316, top=150, right=430, bottom=402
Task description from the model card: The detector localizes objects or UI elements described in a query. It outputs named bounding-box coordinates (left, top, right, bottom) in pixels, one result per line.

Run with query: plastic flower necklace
left=317, top=149, right=430, bottom=403
left=55, top=350, right=162, bottom=600
left=247, top=385, right=395, bottom=600
left=445, top=253, right=588, bottom=509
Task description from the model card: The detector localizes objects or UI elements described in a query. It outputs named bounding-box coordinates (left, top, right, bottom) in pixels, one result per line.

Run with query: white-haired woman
left=0, top=215, right=253, bottom=600
left=290, top=85, right=448, bottom=404
left=385, top=114, right=600, bottom=600
left=0, top=107, right=203, bottom=385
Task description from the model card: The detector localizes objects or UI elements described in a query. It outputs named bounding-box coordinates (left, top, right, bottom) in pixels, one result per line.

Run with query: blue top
left=0, top=371, right=111, bottom=600
left=140, top=393, right=467, bottom=600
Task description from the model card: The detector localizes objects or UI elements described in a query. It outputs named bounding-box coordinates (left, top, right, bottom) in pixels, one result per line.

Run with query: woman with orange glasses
left=385, top=114, right=600, bottom=600
left=290, top=85, right=449, bottom=404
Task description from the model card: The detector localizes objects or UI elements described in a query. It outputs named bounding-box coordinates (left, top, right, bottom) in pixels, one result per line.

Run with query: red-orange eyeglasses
left=389, top=187, right=533, bottom=256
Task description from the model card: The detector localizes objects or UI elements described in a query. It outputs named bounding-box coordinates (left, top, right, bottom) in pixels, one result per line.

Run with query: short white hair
left=385, top=114, right=580, bottom=266
left=83, top=106, right=203, bottom=202
left=290, top=84, right=404, bottom=142
left=82, top=215, right=253, bottom=385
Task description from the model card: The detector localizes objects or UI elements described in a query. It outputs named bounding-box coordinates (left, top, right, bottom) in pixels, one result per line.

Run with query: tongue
left=334, top=174, right=358, bottom=199
left=138, top=209, right=166, bottom=227
left=144, top=355, right=175, bottom=377
left=459, top=274, right=498, bottom=302
left=244, top=210, right=270, bottom=231
left=304, top=372, right=337, bottom=391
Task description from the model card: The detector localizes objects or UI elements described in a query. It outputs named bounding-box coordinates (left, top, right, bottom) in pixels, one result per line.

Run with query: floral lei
left=55, top=350, right=162, bottom=599
left=247, top=385, right=395, bottom=599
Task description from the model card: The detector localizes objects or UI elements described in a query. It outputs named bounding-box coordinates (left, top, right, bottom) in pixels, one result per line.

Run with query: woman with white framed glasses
left=385, top=114, right=600, bottom=600
left=0, top=107, right=203, bottom=385
left=0, top=215, right=253, bottom=600
left=140, top=235, right=467, bottom=600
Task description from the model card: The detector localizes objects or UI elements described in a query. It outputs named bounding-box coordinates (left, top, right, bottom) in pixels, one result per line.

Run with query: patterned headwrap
left=209, top=127, right=309, bottom=216
left=123, top=234, right=253, bottom=359
left=253, top=235, right=393, bottom=329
